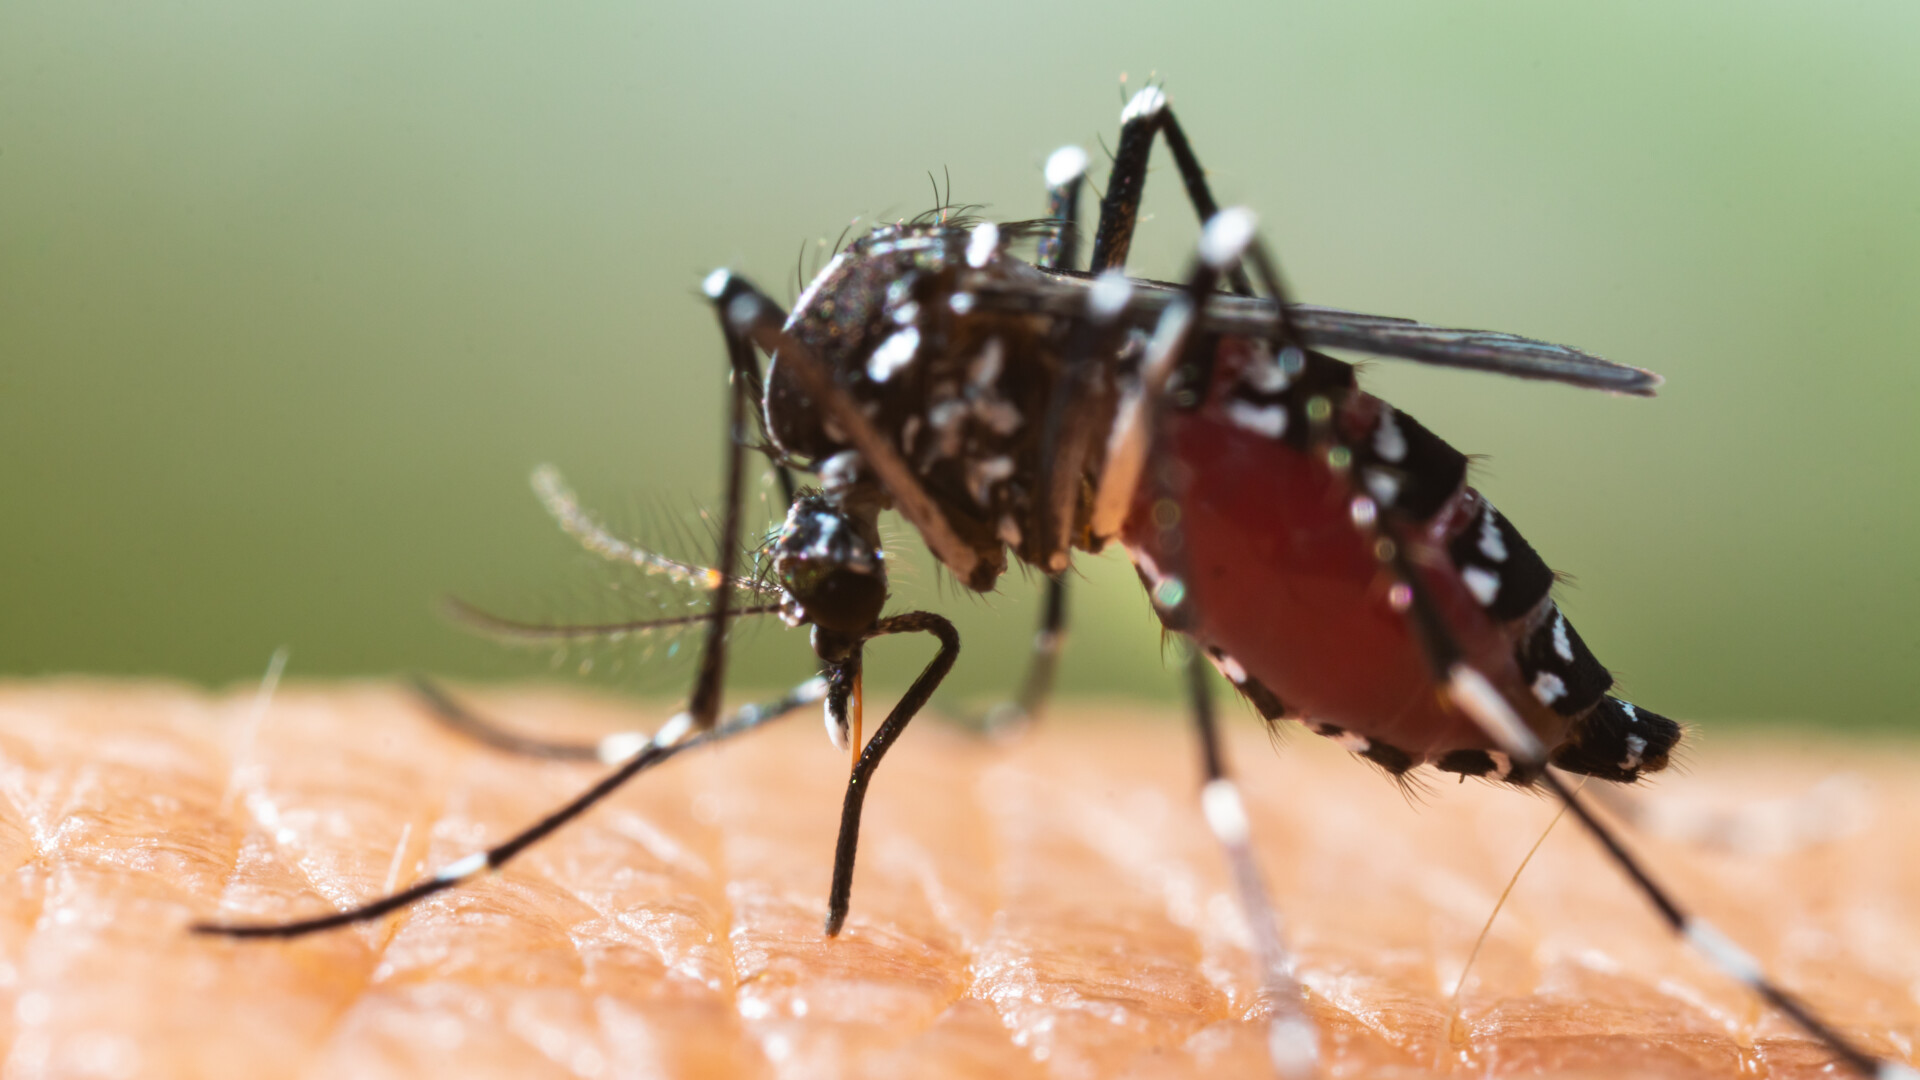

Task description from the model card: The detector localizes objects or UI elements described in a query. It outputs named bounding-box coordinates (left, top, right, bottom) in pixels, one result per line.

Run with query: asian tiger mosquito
left=195, top=86, right=1913, bottom=1079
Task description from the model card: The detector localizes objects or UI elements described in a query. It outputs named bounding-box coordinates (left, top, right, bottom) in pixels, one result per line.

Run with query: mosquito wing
left=986, top=266, right=1662, bottom=396
left=1278, top=303, right=1661, bottom=396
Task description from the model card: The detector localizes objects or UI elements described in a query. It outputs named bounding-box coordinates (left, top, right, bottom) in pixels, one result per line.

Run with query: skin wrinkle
left=4, top=684, right=1917, bottom=1076
left=0, top=727, right=44, bottom=868
left=740, top=717, right=988, bottom=1072
left=883, top=731, right=1000, bottom=1063
left=686, top=755, right=755, bottom=1074
left=283, top=697, right=458, bottom=1072
left=1054, top=758, right=1231, bottom=1026
left=464, top=770, right=607, bottom=1076
left=970, top=751, right=1225, bottom=1072
left=958, top=746, right=1002, bottom=1051
left=301, top=723, right=641, bottom=1076
left=507, top=760, right=686, bottom=1072
left=587, top=749, right=749, bottom=1073
left=0, top=722, right=49, bottom=1065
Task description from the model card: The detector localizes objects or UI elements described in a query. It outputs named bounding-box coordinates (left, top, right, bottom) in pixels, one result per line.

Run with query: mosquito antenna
left=442, top=597, right=782, bottom=643
left=531, top=465, right=776, bottom=595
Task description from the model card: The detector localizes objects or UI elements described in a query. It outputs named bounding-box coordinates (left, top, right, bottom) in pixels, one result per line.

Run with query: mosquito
left=196, top=86, right=1912, bottom=1080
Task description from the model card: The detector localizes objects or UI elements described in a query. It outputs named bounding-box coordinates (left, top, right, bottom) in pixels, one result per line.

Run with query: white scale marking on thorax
left=867, top=327, right=920, bottom=382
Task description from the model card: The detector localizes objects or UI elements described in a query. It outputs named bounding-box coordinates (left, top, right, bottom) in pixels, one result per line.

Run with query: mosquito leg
left=708, top=261, right=801, bottom=506
left=193, top=674, right=826, bottom=939
left=1182, top=647, right=1319, bottom=1078
left=1389, top=533, right=1896, bottom=1075
left=987, top=274, right=1136, bottom=730
left=1300, top=414, right=1903, bottom=1078
left=702, top=270, right=989, bottom=589
left=197, top=289, right=774, bottom=940
left=406, top=674, right=601, bottom=761
left=980, top=576, right=1068, bottom=736
left=1192, top=197, right=1903, bottom=1073
left=1037, top=144, right=1089, bottom=273
left=978, top=145, right=1093, bottom=732
left=407, top=673, right=826, bottom=766
left=1088, top=86, right=1255, bottom=295
left=822, top=611, right=960, bottom=936
left=514, top=294, right=759, bottom=736
left=1104, top=210, right=1318, bottom=1075
left=677, top=289, right=761, bottom=732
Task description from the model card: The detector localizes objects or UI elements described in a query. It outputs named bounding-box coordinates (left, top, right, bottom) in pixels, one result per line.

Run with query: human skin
left=0, top=681, right=1914, bottom=1078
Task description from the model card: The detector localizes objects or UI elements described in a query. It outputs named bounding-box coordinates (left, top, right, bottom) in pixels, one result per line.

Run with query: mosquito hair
left=1384, top=760, right=1439, bottom=808
left=1439, top=794, right=1575, bottom=1066
left=907, top=203, right=988, bottom=230
left=1257, top=704, right=1295, bottom=759
left=442, top=596, right=781, bottom=644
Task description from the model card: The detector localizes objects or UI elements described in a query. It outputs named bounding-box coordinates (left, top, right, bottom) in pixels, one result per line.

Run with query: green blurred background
left=3, top=2, right=1916, bottom=729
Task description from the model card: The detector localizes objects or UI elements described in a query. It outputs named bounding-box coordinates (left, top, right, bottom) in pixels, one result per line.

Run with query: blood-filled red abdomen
left=1119, top=360, right=1560, bottom=762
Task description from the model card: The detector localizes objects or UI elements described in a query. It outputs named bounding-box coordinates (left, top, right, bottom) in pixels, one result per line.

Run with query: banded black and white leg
left=984, top=578, right=1066, bottom=733
left=192, top=676, right=828, bottom=937
left=988, top=97, right=1266, bottom=732
left=982, top=88, right=1270, bottom=733
left=1079, top=89, right=1660, bottom=393
left=1097, top=210, right=1320, bottom=1078
left=197, top=273, right=783, bottom=937
left=1087, top=84, right=1256, bottom=295
left=408, top=672, right=825, bottom=767
left=1391, top=568, right=1906, bottom=1075
left=976, top=86, right=1662, bottom=397
left=984, top=144, right=1093, bottom=732
left=1218, top=239, right=1914, bottom=1077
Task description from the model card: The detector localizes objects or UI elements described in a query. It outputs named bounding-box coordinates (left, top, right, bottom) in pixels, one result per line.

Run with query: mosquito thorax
left=771, top=491, right=887, bottom=652
left=765, top=219, right=1094, bottom=591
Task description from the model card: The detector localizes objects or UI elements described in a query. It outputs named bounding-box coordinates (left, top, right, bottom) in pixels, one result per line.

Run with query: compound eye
left=773, top=494, right=889, bottom=639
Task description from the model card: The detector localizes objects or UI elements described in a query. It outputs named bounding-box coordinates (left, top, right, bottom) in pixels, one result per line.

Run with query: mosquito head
left=772, top=490, right=888, bottom=656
